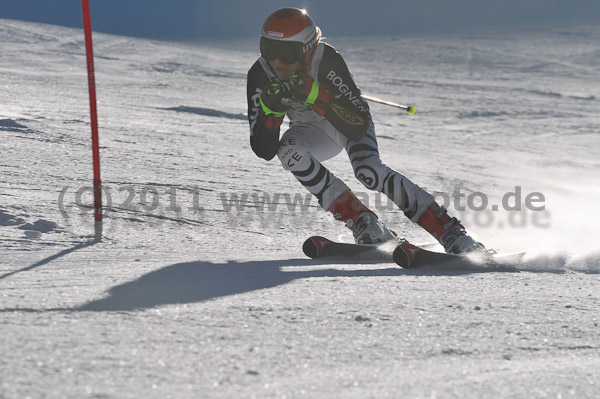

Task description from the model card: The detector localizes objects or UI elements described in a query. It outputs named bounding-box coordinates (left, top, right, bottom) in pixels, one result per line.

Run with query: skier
left=246, top=7, right=485, bottom=254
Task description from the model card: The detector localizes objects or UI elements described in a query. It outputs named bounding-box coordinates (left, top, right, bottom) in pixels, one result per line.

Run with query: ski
left=302, top=236, right=396, bottom=260
left=393, top=242, right=526, bottom=269
left=303, top=236, right=526, bottom=269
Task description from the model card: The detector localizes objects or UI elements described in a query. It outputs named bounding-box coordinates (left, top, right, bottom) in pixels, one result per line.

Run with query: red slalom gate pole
left=82, top=0, right=102, bottom=242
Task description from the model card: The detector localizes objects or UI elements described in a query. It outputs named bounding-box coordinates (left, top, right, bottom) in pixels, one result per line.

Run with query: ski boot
left=417, top=202, right=486, bottom=254
left=328, top=190, right=397, bottom=244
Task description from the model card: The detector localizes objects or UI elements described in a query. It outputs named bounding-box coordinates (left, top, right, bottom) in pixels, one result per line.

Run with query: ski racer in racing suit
left=246, top=7, right=485, bottom=253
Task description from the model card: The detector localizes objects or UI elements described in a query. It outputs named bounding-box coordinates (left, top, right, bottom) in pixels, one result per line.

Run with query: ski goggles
left=260, top=37, right=305, bottom=64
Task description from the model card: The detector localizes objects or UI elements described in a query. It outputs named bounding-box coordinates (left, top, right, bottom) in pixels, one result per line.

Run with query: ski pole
left=361, top=95, right=416, bottom=115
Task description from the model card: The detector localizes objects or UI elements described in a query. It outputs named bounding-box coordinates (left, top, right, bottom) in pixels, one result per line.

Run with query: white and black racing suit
left=246, top=42, right=433, bottom=220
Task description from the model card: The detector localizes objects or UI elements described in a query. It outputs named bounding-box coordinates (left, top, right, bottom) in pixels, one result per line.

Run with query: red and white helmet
left=259, top=8, right=320, bottom=64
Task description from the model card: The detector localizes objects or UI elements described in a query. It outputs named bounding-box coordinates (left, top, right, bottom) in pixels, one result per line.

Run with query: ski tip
left=393, top=243, right=422, bottom=269
left=302, top=236, right=331, bottom=259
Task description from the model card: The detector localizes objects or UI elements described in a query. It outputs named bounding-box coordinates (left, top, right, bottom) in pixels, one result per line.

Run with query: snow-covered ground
left=1, top=19, right=599, bottom=398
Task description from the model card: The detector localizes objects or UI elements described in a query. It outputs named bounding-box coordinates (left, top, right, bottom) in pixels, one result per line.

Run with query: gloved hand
left=289, top=72, right=332, bottom=116
left=260, top=79, right=292, bottom=117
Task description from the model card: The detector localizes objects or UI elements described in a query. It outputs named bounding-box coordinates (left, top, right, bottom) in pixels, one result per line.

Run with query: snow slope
left=1, top=19, right=599, bottom=398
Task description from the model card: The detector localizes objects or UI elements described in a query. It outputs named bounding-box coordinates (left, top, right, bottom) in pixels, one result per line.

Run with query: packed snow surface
left=1, top=19, right=599, bottom=398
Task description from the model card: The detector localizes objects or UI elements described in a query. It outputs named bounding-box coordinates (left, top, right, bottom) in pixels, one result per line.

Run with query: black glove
left=289, top=72, right=331, bottom=116
left=260, top=80, right=292, bottom=116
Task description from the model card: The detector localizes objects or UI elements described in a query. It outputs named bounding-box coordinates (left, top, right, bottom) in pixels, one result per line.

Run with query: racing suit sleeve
left=247, top=60, right=282, bottom=161
left=316, top=44, right=371, bottom=141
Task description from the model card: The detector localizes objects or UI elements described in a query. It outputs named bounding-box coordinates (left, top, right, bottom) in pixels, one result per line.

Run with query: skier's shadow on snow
left=76, top=258, right=517, bottom=312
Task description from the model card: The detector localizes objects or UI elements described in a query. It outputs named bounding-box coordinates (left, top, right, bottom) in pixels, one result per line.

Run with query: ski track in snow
left=1, top=19, right=599, bottom=398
